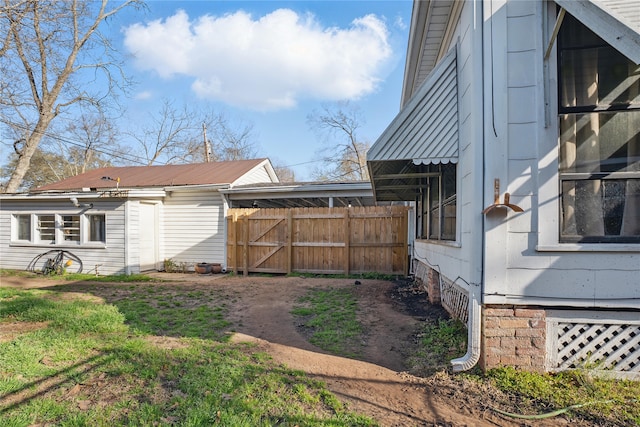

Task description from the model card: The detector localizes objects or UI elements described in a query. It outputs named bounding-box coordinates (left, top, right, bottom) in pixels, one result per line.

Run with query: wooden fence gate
left=226, top=206, right=410, bottom=276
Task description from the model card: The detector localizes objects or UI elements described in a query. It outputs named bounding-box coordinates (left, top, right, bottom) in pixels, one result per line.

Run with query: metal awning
left=367, top=47, right=458, bottom=201
left=555, top=0, right=640, bottom=64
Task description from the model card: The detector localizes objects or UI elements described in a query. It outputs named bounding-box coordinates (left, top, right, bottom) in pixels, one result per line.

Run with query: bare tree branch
left=307, top=102, right=370, bottom=181
left=0, top=0, right=144, bottom=193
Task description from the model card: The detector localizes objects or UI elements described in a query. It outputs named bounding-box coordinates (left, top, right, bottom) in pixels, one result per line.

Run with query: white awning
left=556, top=0, right=640, bottom=64
left=367, top=47, right=458, bottom=201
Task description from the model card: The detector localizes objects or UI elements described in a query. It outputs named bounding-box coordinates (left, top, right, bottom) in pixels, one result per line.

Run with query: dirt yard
left=1, top=273, right=589, bottom=426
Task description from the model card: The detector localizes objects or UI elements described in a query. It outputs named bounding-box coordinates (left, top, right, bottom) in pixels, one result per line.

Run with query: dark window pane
left=88, top=215, right=106, bottom=242
left=560, top=48, right=640, bottom=109
left=559, top=111, right=640, bottom=174
left=561, top=179, right=640, bottom=242
left=16, top=215, right=31, bottom=240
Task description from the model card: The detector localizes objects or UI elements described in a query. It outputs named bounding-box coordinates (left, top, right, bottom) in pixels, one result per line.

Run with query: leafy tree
left=307, top=102, right=370, bottom=181
left=0, top=0, right=143, bottom=193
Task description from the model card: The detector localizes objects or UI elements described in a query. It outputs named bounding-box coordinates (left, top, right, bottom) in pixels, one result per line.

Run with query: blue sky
left=114, top=0, right=413, bottom=180
left=1, top=1, right=412, bottom=182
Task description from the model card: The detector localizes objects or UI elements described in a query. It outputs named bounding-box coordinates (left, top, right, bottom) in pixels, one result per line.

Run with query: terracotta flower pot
left=195, top=263, right=212, bottom=274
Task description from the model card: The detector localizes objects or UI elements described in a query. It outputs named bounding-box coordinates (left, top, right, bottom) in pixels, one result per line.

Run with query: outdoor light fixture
left=101, top=176, right=120, bottom=189
left=70, top=197, right=93, bottom=209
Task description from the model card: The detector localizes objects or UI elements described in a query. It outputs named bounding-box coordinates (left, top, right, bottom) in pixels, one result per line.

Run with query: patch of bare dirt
left=2, top=273, right=594, bottom=426
left=0, top=321, right=49, bottom=343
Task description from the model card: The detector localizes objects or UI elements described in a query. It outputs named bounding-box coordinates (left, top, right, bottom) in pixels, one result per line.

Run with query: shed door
left=139, top=202, right=158, bottom=271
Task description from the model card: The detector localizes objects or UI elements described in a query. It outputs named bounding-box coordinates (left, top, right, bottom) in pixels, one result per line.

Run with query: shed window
left=558, top=13, right=640, bottom=243
left=416, top=163, right=456, bottom=241
left=62, top=215, right=80, bottom=242
left=37, top=215, right=55, bottom=243
left=14, top=214, right=31, bottom=241
left=13, top=213, right=106, bottom=246
left=87, top=214, right=106, bottom=243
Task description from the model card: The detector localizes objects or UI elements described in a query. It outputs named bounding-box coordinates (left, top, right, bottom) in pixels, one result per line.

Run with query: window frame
left=537, top=3, right=639, bottom=252
left=415, top=163, right=457, bottom=242
left=37, top=214, right=56, bottom=244
left=556, top=12, right=640, bottom=244
left=86, top=214, right=106, bottom=243
left=10, top=213, right=107, bottom=246
left=12, top=214, right=32, bottom=242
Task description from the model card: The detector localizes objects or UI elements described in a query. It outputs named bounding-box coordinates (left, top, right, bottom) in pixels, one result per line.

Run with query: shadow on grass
left=0, top=353, right=109, bottom=415
left=41, top=282, right=234, bottom=342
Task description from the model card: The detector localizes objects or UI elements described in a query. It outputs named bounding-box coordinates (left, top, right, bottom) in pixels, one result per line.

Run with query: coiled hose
left=27, top=250, right=83, bottom=275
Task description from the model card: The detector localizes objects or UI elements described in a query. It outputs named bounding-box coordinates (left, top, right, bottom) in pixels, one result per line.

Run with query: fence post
left=242, top=216, right=249, bottom=276
left=401, top=207, right=409, bottom=276
left=287, top=209, right=293, bottom=274
left=232, top=211, right=238, bottom=273
left=344, top=208, right=350, bottom=275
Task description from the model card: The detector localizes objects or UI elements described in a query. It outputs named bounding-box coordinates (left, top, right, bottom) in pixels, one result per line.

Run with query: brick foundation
left=413, top=261, right=441, bottom=305
left=426, top=268, right=441, bottom=304
left=481, top=306, right=546, bottom=372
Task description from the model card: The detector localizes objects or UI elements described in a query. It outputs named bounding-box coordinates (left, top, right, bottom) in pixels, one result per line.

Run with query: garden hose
left=490, top=399, right=620, bottom=420
left=27, top=249, right=83, bottom=274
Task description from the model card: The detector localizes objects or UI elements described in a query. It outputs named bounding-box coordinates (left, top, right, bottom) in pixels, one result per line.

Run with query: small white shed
left=0, top=159, right=279, bottom=275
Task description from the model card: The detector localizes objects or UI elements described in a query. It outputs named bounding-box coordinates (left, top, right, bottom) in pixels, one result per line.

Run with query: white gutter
left=163, top=184, right=229, bottom=192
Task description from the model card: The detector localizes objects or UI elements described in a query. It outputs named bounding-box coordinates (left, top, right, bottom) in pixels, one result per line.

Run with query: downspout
left=451, top=0, right=486, bottom=372
left=220, top=189, right=231, bottom=272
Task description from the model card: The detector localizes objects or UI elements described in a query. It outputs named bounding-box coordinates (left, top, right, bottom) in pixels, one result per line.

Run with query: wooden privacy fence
left=226, top=206, right=410, bottom=276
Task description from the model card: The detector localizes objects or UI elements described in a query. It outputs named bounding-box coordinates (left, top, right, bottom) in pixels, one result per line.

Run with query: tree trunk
left=4, top=118, right=50, bottom=193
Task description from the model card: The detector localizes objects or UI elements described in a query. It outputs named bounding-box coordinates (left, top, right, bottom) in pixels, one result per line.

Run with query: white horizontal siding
left=233, top=165, right=274, bottom=186
left=0, top=199, right=127, bottom=275
left=161, top=190, right=225, bottom=267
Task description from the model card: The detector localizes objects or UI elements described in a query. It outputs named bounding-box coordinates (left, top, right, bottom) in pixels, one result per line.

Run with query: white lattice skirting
left=441, top=278, right=469, bottom=324
left=546, top=310, right=640, bottom=380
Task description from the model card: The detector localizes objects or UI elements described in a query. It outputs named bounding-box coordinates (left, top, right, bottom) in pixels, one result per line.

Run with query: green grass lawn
left=0, top=286, right=374, bottom=426
left=1, top=271, right=639, bottom=426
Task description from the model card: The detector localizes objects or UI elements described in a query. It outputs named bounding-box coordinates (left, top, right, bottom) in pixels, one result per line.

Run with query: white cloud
left=123, top=9, right=392, bottom=111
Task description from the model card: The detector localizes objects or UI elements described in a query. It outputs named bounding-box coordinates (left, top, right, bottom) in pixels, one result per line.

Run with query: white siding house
left=368, top=0, right=639, bottom=378
left=0, top=159, right=278, bottom=275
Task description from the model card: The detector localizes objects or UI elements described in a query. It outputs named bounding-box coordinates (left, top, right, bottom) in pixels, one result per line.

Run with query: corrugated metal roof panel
left=368, top=46, right=458, bottom=165
left=33, top=159, right=269, bottom=192
left=368, top=47, right=458, bottom=202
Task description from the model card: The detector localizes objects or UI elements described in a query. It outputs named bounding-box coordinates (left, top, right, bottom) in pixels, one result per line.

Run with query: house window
left=14, top=214, right=31, bottom=241
left=416, top=163, right=456, bottom=241
left=37, top=215, right=56, bottom=243
left=557, top=13, right=640, bottom=243
left=87, top=214, right=106, bottom=242
left=62, top=215, right=80, bottom=242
